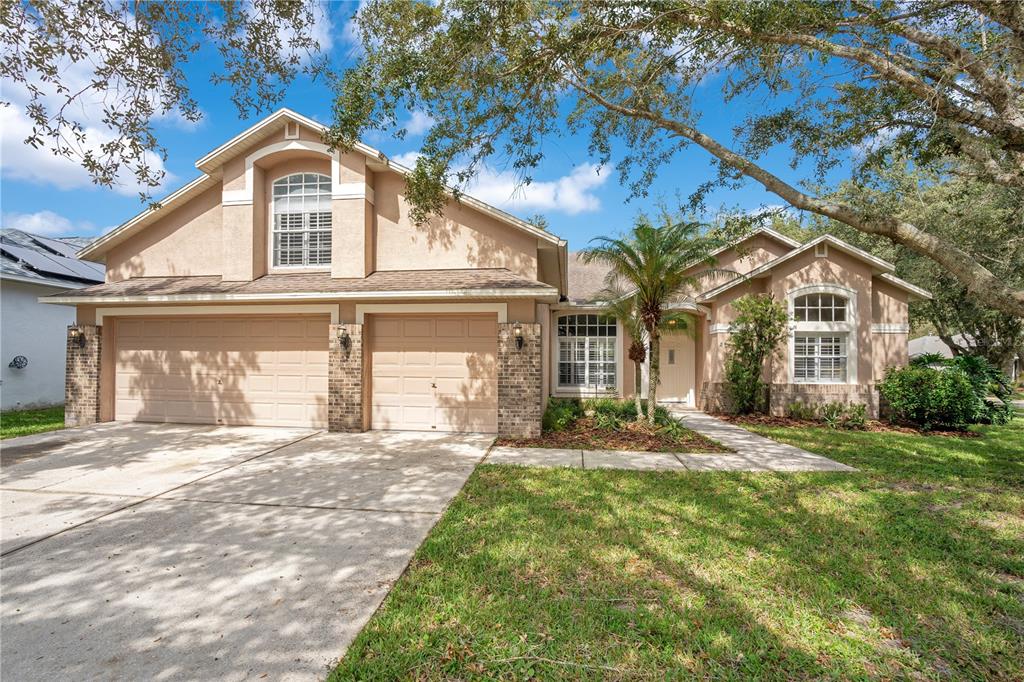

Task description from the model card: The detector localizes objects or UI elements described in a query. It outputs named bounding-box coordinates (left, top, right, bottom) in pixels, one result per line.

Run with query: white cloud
left=251, top=0, right=334, bottom=61
left=1, top=210, right=107, bottom=237
left=341, top=0, right=371, bottom=46
left=390, top=151, right=422, bottom=168
left=403, top=110, right=435, bottom=136
left=464, top=163, right=609, bottom=215
left=0, top=13, right=177, bottom=197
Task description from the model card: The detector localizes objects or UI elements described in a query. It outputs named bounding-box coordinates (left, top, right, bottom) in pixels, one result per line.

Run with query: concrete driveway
left=1, top=423, right=491, bottom=680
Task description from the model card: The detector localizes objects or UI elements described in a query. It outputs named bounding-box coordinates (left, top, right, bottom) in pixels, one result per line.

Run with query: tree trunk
left=647, top=331, right=660, bottom=425
left=634, top=353, right=644, bottom=421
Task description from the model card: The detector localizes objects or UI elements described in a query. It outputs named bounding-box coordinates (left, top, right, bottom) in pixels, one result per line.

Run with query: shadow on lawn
left=337, top=423, right=1024, bottom=679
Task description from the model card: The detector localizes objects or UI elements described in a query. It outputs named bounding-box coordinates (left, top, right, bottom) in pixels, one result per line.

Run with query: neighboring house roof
left=78, top=108, right=565, bottom=262
left=0, top=229, right=104, bottom=288
left=696, top=234, right=932, bottom=302
left=908, top=335, right=957, bottom=359
left=44, top=269, right=558, bottom=304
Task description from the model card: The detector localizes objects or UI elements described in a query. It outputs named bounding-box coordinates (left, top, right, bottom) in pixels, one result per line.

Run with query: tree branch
left=565, top=74, right=1024, bottom=318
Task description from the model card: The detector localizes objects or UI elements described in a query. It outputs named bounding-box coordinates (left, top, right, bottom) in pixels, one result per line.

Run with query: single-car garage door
left=113, top=315, right=329, bottom=428
left=370, top=315, right=498, bottom=433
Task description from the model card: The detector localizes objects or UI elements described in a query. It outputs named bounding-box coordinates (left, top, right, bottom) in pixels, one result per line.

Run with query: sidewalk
left=485, top=409, right=855, bottom=472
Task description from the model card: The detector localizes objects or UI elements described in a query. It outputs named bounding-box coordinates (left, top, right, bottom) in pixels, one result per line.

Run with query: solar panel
left=0, top=243, right=101, bottom=281
left=30, top=235, right=80, bottom=258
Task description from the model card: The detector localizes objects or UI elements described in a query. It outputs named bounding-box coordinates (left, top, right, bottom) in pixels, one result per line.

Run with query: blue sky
left=0, top=1, right=845, bottom=249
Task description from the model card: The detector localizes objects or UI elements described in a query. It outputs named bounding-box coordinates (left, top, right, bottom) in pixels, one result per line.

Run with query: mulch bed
left=494, top=417, right=730, bottom=453
left=721, top=414, right=981, bottom=438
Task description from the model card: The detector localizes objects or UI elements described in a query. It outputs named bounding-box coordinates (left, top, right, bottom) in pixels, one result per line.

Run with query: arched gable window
left=557, top=314, right=616, bottom=390
left=271, top=173, right=332, bottom=267
left=788, top=287, right=856, bottom=383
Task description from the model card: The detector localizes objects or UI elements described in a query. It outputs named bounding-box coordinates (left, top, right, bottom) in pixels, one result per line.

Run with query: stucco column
left=65, top=325, right=102, bottom=428
left=329, top=323, right=365, bottom=432
left=497, top=322, right=542, bottom=438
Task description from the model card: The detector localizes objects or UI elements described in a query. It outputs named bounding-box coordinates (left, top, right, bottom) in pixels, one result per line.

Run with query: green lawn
left=0, top=406, right=65, bottom=440
left=332, top=420, right=1024, bottom=680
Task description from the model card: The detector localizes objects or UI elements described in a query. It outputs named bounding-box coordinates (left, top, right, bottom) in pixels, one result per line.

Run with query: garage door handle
left=431, top=383, right=437, bottom=389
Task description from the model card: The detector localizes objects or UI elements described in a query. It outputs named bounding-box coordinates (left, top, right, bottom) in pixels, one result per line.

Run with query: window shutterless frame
left=271, top=173, right=332, bottom=268
left=556, top=314, right=617, bottom=390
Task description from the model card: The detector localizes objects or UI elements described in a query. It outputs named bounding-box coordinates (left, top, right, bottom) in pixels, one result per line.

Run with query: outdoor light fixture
left=513, top=323, right=524, bottom=351
left=339, top=328, right=352, bottom=356
left=68, top=327, right=86, bottom=349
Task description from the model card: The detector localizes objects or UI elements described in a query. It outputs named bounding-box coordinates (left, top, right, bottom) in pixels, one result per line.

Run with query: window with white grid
left=793, top=293, right=847, bottom=322
left=272, top=173, right=332, bottom=267
left=557, top=314, right=617, bottom=390
left=793, top=334, right=848, bottom=382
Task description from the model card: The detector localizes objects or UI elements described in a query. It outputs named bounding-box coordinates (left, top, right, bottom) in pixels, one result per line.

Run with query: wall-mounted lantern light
left=339, top=328, right=352, bottom=357
left=8, top=355, right=28, bottom=369
left=513, top=323, right=524, bottom=351
left=68, top=327, right=86, bottom=349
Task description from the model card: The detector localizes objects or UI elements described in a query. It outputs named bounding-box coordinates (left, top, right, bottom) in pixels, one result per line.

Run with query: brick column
left=65, top=325, right=102, bottom=427
left=498, top=322, right=542, bottom=437
left=329, top=323, right=364, bottom=432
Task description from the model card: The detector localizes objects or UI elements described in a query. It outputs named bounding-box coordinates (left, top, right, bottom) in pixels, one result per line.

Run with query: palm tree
left=597, top=290, right=696, bottom=421
left=583, top=215, right=726, bottom=424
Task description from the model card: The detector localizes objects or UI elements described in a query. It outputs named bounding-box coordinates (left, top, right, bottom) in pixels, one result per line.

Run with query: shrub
left=910, top=352, right=947, bottom=367
left=584, top=397, right=640, bottom=423
left=786, top=402, right=818, bottom=421
left=947, top=355, right=1014, bottom=425
left=842, top=403, right=868, bottom=430
left=820, top=402, right=845, bottom=429
left=878, top=366, right=978, bottom=430
left=723, top=294, right=788, bottom=414
left=542, top=398, right=582, bottom=432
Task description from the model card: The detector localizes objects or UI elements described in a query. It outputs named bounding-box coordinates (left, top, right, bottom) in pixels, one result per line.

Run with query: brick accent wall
left=701, top=380, right=879, bottom=418
left=329, top=323, right=364, bottom=432
left=65, top=325, right=102, bottom=428
left=768, top=383, right=879, bottom=419
left=498, top=322, right=542, bottom=437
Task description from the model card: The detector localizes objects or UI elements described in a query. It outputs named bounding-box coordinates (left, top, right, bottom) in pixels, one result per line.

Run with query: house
left=910, top=334, right=1021, bottom=382
left=1, top=229, right=104, bottom=410
left=45, top=108, right=929, bottom=434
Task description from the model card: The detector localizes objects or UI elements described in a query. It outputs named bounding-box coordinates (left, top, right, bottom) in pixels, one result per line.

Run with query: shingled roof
left=45, top=268, right=557, bottom=303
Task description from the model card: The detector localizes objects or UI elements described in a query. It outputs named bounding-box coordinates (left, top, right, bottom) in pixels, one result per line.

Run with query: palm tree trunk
left=647, top=331, right=660, bottom=425
left=634, top=354, right=643, bottom=421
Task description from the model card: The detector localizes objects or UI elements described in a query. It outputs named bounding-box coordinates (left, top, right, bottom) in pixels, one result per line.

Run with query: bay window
left=557, top=314, right=617, bottom=391
left=271, top=173, right=332, bottom=267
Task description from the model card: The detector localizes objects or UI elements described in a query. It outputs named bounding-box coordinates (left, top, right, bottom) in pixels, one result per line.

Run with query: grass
left=0, top=405, right=65, bottom=440
left=331, top=419, right=1024, bottom=680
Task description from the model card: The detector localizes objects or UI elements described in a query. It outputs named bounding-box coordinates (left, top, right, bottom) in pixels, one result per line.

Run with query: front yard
left=332, top=419, right=1024, bottom=680
left=0, top=406, right=64, bottom=440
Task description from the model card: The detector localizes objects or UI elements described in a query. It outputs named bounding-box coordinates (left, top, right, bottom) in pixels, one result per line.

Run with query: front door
left=657, top=331, right=695, bottom=404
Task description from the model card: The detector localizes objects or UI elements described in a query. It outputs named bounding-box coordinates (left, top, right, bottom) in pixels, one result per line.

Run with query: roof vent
left=815, top=242, right=829, bottom=258
left=284, top=122, right=299, bottom=140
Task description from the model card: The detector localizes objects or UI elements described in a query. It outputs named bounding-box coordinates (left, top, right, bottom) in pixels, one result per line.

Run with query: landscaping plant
left=723, top=294, right=788, bottom=414
left=878, top=365, right=978, bottom=430
left=582, top=214, right=727, bottom=424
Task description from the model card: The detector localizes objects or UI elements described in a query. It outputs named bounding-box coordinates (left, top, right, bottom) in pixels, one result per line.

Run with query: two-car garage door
left=113, top=316, right=329, bottom=428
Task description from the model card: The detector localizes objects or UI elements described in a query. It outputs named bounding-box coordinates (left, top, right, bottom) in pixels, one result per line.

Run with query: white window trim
left=268, top=172, right=333, bottom=272
left=551, top=312, right=620, bottom=396
left=786, top=284, right=857, bottom=384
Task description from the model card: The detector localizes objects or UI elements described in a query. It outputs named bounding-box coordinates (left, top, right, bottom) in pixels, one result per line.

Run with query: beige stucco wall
left=872, top=279, right=909, bottom=324
left=106, top=186, right=224, bottom=282
left=872, top=332, right=908, bottom=381
left=766, top=248, right=874, bottom=385
left=686, top=235, right=794, bottom=291
left=105, top=121, right=544, bottom=285
left=373, top=171, right=538, bottom=280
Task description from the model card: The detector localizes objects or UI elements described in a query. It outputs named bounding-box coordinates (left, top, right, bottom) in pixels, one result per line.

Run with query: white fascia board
left=40, top=287, right=559, bottom=305
left=698, top=234, right=897, bottom=302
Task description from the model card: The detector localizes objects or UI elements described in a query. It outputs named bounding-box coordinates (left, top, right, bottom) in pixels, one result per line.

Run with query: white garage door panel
left=114, top=315, right=329, bottom=428
left=371, top=315, right=498, bottom=433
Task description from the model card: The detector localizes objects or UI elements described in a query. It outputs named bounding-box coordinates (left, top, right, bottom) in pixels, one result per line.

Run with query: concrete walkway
left=486, top=409, right=854, bottom=472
